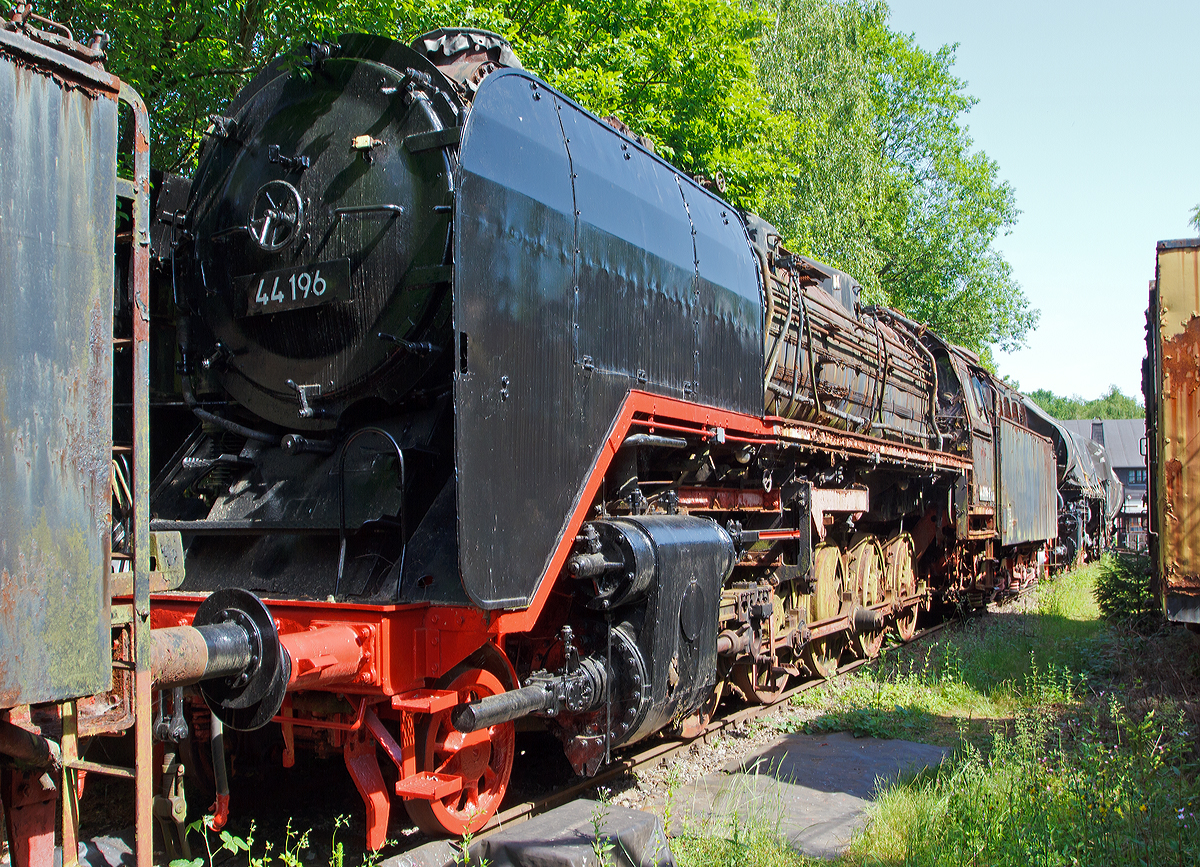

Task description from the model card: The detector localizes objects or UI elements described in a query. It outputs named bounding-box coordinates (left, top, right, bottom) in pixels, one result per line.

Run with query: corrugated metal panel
left=0, top=32, right=117, bottom=706
left=1153, top=240, right=1200, bottom=611
left=996, top=418, right=1057, bottom=545
left=971, top=434, right=995, bottom=508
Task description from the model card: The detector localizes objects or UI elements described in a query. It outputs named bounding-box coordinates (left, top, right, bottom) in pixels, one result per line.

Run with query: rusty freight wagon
left=1146, top=238, right=1200, bottom=624
left=0, top=9, right=256, bottom=867
left=0, top=7, right=156, bottom=867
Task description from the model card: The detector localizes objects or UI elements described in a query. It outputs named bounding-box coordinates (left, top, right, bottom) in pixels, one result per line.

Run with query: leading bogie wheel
left=404, top=667, right=515, bottom=837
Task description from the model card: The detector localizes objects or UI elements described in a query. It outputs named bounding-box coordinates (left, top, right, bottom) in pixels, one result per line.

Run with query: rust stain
left=1171, top=572, right=1200, bottom=590
left=1161, top=314, right=1200, bottom=592
left=1162, top=315, right=1200, bottom=394
left=1165, top=458, right=1183, bottom=517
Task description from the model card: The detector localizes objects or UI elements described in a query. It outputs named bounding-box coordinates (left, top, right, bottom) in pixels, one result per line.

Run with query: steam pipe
left=177, top=317, right=280, bottom=445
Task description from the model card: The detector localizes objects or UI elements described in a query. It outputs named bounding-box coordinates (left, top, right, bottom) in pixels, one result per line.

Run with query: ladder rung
left=66, top=759, right=135, bottom=780
left=112, top=445, right=133, bottom=453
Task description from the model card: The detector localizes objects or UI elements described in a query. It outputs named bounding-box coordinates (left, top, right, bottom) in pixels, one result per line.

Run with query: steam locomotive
left=0, top=19, right=1118, bottom=859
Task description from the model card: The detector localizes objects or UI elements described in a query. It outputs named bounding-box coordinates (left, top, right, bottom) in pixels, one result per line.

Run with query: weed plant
left=849, top=700, right=1200, bottom=866
left=1095, top=552, right=1160, bottom=631
left=173, top=815, right=386, bottom=867
left=674, top=815, right=810, bottom=867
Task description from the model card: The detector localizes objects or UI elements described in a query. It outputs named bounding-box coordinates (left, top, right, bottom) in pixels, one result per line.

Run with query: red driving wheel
left=404, top=667, right=515, bottom=836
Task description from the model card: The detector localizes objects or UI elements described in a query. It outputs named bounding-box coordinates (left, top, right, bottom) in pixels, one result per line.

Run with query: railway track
left=478, top=618, right=956, bottom=837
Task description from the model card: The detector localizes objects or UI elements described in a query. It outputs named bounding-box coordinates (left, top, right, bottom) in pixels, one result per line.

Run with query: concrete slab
left=656, top=732, right=948, bottom=859
left=381, top=838, right=459, bottom=867
left=381, top=800, right=673, bottom=867
left=473, top=800, right=672, bottom=867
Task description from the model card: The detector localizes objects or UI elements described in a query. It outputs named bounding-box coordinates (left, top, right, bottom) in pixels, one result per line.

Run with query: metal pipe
left=0, top=719, right=61, bottom=770
left=621, top=434, right=688, bottom=449
left=208, top=715, right=230, bottom=831
left=450, top=684, right=555, bottom=733
left=151, top=623, right=253, bottom=689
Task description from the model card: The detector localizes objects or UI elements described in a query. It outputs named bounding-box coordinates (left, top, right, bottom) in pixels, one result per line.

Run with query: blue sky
left=886, top=0, right=1200, bottom=400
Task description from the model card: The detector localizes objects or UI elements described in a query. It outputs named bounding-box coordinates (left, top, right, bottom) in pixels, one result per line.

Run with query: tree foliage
left=1027, top=385, right=1144, bottom=421
left=755, top=1, right=1034, bottom=360
left=40, top=0, right=1036, bottom=359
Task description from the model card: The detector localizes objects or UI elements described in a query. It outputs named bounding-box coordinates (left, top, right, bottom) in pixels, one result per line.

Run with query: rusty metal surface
left=117, top=74, right=156, bottom=867
left=758, top=246, right=938, bottom=448
left=1150, top=240, right=1200, bottom=610
left=995, top=418, right=1056, bottom=546
left=0, top=25, right=118, bottom=708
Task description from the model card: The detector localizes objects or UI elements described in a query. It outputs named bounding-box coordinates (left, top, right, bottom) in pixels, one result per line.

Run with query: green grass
left=847, top=700, right=1200, bottom=866
left=671, top=564, right=1200, bottom=867
left=786, top=565, right=1105, bottom=744
left=674, top=816, right=810, bottom=867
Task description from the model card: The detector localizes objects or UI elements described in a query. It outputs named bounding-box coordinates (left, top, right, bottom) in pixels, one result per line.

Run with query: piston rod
left=451, top=657, right=608, bottom=734
left=450, top=684, right=556, bottom=733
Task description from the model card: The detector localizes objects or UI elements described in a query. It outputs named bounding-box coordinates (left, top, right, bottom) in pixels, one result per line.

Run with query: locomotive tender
left=1, top=20, right=1110, bottom=860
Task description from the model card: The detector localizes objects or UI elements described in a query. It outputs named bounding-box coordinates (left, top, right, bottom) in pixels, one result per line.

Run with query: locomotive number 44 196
left=238, top=259, right=351, bottom=316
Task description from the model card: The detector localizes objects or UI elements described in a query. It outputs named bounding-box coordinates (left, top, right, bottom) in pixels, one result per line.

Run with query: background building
left=1059, top=418, right=1148, bottom=551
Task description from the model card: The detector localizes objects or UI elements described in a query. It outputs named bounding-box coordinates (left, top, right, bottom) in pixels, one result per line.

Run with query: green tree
left=753, top=0, right=1036, bottom=362
left=1190, top=202, right=1200, bottom=234
left=41, top=0, right=1033, bottom=361
left=504, top=0, right=797, bottom=214
left=44, top=0, right=505, bottom=169
left=866, top=25, right=1036, bottom=358
left=754, top=0, right=890, bottom=286
left=1028, top=385, right=1144, bottom=420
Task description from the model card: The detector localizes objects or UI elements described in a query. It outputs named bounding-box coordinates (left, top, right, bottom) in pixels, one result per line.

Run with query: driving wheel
left=804, top=544, right=846, bottom=679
